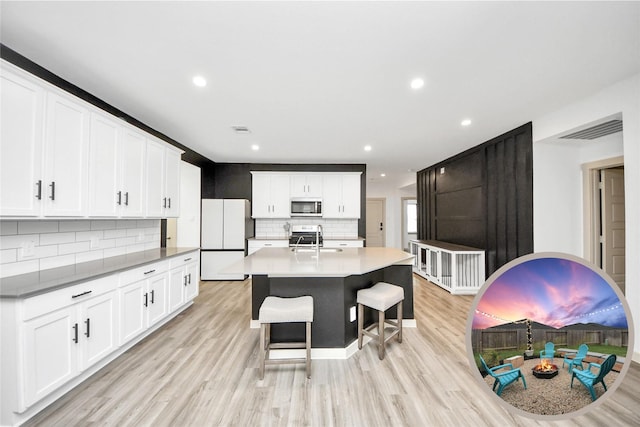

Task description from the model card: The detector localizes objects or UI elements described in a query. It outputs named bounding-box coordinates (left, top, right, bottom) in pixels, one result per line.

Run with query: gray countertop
left=224, top=247, right=413, bottom=278
left=0, top=247, right=199, bottom=299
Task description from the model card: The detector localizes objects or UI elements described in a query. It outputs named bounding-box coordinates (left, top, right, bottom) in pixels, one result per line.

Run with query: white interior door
left=165, top=218, right=177, bottom=248
left=177, top=161, right=202, bottom=247
left=601, top=168, right=625, bottom=293
left=366, top=198, right=385, bottom=247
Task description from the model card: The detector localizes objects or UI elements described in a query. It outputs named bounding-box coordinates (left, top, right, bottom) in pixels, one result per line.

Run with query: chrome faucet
left=294, top=235, right=304, bottom=253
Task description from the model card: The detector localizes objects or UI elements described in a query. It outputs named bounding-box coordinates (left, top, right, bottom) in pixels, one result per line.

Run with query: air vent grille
left=231, top=126, right=251, bottom=134
left=560, top=120, right=622, bottom=140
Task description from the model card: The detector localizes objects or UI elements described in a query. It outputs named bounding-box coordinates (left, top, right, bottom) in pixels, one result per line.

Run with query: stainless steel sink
left=291, top=248, right=343, bottom=253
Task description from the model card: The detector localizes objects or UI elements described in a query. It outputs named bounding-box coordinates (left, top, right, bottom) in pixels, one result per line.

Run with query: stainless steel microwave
left=290, top=198, right=322, bottom=217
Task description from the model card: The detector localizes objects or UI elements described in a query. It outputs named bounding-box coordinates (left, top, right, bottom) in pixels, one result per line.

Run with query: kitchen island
left=225, top=247, right=414, bottom=357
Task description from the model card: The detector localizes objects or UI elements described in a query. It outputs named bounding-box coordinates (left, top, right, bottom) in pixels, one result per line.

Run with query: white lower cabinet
left=323, top=240, right=364, bottom=248
left=22, top=277, right=118, bottom=408
left=1, top=250, right=199, bottom=426
left=119, top=263, right=168, bottom=345
left=247, top=239, right=288, bottom=255
left=23, top=305, right=78, bottom=407
left=169, top=253, right=199, bottom=312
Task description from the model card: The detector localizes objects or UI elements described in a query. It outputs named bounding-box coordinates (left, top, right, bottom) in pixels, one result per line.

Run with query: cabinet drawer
left=23, top=275, right=116, bottom=321
left=248, top=240, right=288, bottom=248
left=119, top=261, right=167, bottom=285
left=169, top=251, right=199, bottom=269
left=323, top=240, right=363, bottom=248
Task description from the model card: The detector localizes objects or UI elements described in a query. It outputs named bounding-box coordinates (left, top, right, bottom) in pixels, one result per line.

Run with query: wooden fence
left=471, top=328, right=628, bottom=353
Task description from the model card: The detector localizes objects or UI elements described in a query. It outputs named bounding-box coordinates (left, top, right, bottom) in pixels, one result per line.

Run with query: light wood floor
left=25, top=275, right=640, bottom=426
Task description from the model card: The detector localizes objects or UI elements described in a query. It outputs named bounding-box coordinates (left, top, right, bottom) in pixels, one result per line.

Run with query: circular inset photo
left=465, top=253, right=634, bottom=420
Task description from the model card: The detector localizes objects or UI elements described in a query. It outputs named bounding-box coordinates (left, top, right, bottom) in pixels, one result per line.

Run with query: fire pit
left=532, top=358, right=559, bottom=379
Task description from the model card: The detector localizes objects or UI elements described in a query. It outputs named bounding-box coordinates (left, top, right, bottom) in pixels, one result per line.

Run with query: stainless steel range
left=289, top=225, right=323, bottom=247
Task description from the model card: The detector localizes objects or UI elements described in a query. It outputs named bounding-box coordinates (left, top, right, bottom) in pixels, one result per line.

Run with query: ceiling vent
left=559, top=120, right=622, bottom=140
left=231, top=126, right=251, bottom=134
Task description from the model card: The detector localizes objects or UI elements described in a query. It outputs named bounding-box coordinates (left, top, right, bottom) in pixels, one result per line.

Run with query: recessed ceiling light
left=380, top=173, right=386, bottom=177
left=364, top=145, right=372, bottom=152
left=192, top=75, right=207, bottom=87
left=410, top=78, right=424, bottom=90
left=251, top=144, right=260, bottom=151
left=461, top=119, right=472, bottom=126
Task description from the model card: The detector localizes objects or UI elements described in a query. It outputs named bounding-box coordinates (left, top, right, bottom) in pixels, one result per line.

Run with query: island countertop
left=225, top=247, right=413, bottom=277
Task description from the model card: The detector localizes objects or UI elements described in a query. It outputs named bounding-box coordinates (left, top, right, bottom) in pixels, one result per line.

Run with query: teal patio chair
left=540, top=342, right=555, bottom=362
left=479, top=354, right=527, bottom=396
left=562, top=344, right=588, bottom=372
left=570, top=354, right=617, bottom=401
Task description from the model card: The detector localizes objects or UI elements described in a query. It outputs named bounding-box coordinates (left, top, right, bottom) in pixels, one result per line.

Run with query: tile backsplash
left=255, top=218, right=358, bottom=239
left=0, top=219, right=161, bottom=278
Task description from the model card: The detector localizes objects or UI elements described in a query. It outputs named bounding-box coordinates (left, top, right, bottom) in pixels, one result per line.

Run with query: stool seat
left=357, top=282, right=404, bottom=312
left=258, top=295, right=313, bottom=379
left=357, top=282, right=404, bottom=360
left=259, top=296, right=313, bottom=324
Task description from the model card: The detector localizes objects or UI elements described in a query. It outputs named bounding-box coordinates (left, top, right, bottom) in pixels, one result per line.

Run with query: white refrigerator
left=200, top=199, right=253, bottom=280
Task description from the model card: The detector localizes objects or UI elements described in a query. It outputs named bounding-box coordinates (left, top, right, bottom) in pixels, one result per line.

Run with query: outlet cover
left=21, top=239, right=36, bottom=258
left=350, top=306, right=356, bottom=322
left=90, top=236, right=99, bottom=249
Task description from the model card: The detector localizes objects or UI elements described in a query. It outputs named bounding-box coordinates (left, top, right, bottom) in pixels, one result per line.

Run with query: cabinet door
left=270, top=174, right=291, bottom=218
left=88, top=113, right=119, bottom=217
left=23, top=306, right=79, bottom=407
left=251, top=174, right=272, bottom=218
left=119, top=280, right=146, bottom=344
left=120, top=128, right=146, bottom=217
left=164, top=149, right=181, bottom=217
left=168, top=267, right=186, bottom=313
left=147, top=274, right=168, bottom=326
left=184, top=261, right=199, bottom=301
left=322, top=175, right=343, bottom=218
left=340, top=174, right=361, bottom=218
left=145, top=140, right=165, bottom=218
left=0, top=68, right=44, bottom=216
left=42, top=92, right=90, bottom=216
left=81, top=291, right=118, bottom=370
left=290, top=174, right=307, bottom=198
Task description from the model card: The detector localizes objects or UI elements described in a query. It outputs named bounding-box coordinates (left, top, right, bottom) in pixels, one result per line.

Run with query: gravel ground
left=483, top=357, right=620, bottom=416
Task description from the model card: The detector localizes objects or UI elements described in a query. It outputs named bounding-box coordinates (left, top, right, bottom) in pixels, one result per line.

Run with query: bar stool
left=258, top=295, right=313, bottom=379
left=357, top=282, right=404, bottom=360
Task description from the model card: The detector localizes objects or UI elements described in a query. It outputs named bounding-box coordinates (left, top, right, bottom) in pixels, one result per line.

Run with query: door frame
left=401, top=196, right=417, bottom=251
left=582, top=155, right=624, bottom=265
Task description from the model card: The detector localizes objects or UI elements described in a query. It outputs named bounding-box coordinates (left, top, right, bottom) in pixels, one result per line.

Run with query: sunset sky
left=472, top=257, right=628, bottom=330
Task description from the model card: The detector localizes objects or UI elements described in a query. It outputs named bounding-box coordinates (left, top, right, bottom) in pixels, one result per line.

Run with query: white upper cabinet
left=251, top=172, right=291, bottom=218
left=1, top=60, right=180, bottom=219
left=119, top=127, right=147, bottom=217
left=163, top=148, right=181, bottom=217
left=41, top=92, right=90, bottom=217
left=290, top=174, right=323, bottom=198
left=88, top=113, right=120, bottom=217
left=0, top=67, right=44, bottom=216
left=88, top=116, right=147, bottom=217
left=322, top=173, right=361, bottom=218
left=145, top=139, right=165, bottom=218
left=145, top=139, right=182, bottom=218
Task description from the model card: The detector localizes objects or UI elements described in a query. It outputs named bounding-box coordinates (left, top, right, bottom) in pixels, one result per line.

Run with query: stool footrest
left=265, top=358, right=307, bottom=365
left=269, top=342, right=306, bottom=349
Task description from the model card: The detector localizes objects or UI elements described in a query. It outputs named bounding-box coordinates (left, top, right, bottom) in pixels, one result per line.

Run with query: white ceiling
left=2, top=1, right=639, bottom=189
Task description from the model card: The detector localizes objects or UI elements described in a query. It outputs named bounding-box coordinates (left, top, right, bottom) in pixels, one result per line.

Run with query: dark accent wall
left=417, top=123, right=533, bottom=276
left=208, top=163, right=367, bottom=238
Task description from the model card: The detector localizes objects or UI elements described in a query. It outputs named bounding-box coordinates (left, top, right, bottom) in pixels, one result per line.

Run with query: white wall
left=533, top=133, right=623, bottom=254
left=176, top=161, right=202, bottom=248
left=533, top=72, right=640, bottom=363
